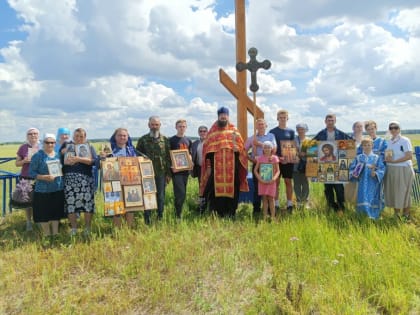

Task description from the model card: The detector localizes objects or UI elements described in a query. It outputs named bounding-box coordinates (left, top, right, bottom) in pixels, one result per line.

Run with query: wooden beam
left=219, top=69, right=264, bottom=119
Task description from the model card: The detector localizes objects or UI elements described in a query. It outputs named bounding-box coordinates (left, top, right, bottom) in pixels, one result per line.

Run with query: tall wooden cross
left=219, top=0, right=266, bottom=139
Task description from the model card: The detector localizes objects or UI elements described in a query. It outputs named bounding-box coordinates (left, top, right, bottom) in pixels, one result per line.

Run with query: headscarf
left=56, top=127, right=71, bottom=141
left=110, top=131, right=137, bottom=157
left=25, top=127, right=40, bottom=145
left=55, top=127, right=71, bottom=152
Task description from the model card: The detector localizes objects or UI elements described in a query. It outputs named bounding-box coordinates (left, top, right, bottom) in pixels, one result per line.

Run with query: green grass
left=0, top=143, right=419, bottom=314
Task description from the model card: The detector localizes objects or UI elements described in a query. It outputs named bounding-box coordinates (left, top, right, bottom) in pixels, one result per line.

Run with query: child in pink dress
left=254, top=141, right=280, bottom=219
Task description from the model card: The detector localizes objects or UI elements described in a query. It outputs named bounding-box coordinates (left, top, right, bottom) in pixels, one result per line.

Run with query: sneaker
left=70, top=228, right=78, bottom=236
left=287, top=205, right=294, bottom=214
left=26, top=221, right=33, bottom=231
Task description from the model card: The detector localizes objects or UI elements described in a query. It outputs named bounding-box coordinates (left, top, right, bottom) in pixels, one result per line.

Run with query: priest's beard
left=217, top=120, right=228, bottom=128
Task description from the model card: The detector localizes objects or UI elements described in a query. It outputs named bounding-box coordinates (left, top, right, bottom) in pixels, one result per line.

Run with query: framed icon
left=75, top=143, right=91, bottom=158
left=142, top=177, right=156, bottom=193
left=46, top=160, right=63, bottom=177
left=139, top=160, right=154, bottom=177
left=259, top=163, right=273, bottom=181
left=170, top=149, right=193, bottom=171
left=123, top=185, right=143, bottom=207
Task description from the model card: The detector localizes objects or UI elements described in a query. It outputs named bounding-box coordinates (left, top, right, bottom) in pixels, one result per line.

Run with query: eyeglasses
left=199, top=130, right=207, bottom=133
left=27, top=133, right=38, bottom=135
left=44, top=141, right=56, bottom=145
left=389, top=126, right=399, bottom=130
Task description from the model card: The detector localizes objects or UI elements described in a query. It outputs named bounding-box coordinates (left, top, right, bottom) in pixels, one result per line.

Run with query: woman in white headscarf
left=15, top=127, right=40, bottom=231
left=29, top=133, right=65, bottom=238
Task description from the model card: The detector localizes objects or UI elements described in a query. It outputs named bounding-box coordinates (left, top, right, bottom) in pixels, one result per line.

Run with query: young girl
left=254, top=141, right=280, bottom=219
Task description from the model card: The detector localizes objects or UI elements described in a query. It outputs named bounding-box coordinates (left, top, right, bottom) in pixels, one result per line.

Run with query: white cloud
left=1, top=0, right=420, bottom=143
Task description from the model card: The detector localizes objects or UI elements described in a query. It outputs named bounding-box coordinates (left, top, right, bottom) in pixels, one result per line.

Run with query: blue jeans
left=144, top=175, right=166, bottom=224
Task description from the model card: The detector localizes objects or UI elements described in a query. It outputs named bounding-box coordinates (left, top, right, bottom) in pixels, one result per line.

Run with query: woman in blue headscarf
left=105, top=128, right=138, bottom=228
left=55, top=127, right=71, bottom=153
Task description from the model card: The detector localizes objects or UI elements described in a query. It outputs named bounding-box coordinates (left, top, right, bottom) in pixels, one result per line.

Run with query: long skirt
left=33, top=190, right=65, bottom=223
left=64, top=173, right=95, bottom=214
left=384, top=165, right=414, bottom=209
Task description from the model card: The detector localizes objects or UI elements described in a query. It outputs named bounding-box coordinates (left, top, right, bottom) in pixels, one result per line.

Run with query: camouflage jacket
left=136, top=133, right=171, bottom=177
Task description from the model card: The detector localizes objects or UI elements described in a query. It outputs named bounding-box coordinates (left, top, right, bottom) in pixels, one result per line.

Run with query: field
left=0, top=142, right=419, bottom=314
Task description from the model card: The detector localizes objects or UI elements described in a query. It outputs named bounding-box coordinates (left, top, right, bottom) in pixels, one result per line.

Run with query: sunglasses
left=27, top=133, right=38, bottom=135
left=199, top=130, right=207, bottom=133
left=44, top=141, right=56, bottom=144
left=389, top=126, right=399, bottom=130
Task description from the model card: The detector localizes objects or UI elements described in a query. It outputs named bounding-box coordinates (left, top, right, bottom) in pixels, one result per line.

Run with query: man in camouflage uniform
left=136, top=116, right=171, bottom=224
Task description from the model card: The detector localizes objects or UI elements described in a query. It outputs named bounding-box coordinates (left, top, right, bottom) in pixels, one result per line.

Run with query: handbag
left=10, top=178, right=33, bottom=209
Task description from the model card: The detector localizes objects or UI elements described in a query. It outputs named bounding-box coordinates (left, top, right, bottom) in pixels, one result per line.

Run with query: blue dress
left=349, top=152, right=386, bottom=219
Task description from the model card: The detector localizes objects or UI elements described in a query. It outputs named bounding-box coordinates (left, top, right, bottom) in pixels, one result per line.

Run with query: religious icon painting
left=339, top=170, right=349, bottom=181
left=103, top=182, right=112, bottom=193
left=139, top=160, right=154, bottom=177
left=385, top=149, right=393, bottom=160
left=104, top=191, right=121, bottom=203
left=46, top=160, right=63, bottom=177
left=305, top=141, right=318, bottom=158
left=259, top=163, right=273, bottom=181
left=351, top=161, right=365, bottom=178
left=104, top=201, right=125, bottom=217
left=142, top=177, right=156, bottom=193
left=305, top=160, right=318, bottom=177
left=123, top=185, right=143, bottom=207
left=338, top=159, right=348, bottom=170
left=102, top=159, right=120, bottom=181
left=75, top=143, right=91, bottom=159
left=64, top=151, right=76, bottom=165
left=99, top=143, right=112, bottom=156
left=280, top=140, right=298, bottom=163
left=111, top=181, right=121, bottom=192
left=318, top=141, right=338, bottom=163
left=170, top=149, right=193, bottom=171
left=143, top=193, right=158, bottom=210
left=118, top=157, right=141, bottom=185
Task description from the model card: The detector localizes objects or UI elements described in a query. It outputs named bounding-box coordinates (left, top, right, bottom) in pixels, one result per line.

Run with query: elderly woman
left=29, top=133, right=64, bottom=238
left=384, top=121, right=415, bottom=221
left=61, top=128, right=97, bottom=236
left=15, top=127, right=41, bottom=231
left=105, top=127, right=138, bottom=228
left=293, top=123, right=310, bottom=208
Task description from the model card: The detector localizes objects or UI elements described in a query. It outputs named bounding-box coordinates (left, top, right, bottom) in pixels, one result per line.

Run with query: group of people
left=15, top=108, right=416, bottom=238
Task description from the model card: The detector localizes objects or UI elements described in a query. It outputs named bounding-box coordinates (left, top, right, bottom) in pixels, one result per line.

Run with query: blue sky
left=1, top=0, right=420, bottom=143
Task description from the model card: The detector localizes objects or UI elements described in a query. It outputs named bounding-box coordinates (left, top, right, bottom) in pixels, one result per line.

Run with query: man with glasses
left=313, top=113, right=352, bottom=215
left=191, top=125, right=208, bottom=213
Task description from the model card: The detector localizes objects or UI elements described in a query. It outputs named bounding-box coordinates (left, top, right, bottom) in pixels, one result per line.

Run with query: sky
left=1, top=0, right=420, bottom=143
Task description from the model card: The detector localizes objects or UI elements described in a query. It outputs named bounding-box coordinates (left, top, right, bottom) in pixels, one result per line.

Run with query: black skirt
left=32, top=190, right=65, bottom=223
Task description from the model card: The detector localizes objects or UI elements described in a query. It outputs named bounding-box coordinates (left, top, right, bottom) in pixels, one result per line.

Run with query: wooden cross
left=236, top=47, right=271, bottom=93
left=219, top=0, right=265, bottom=139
